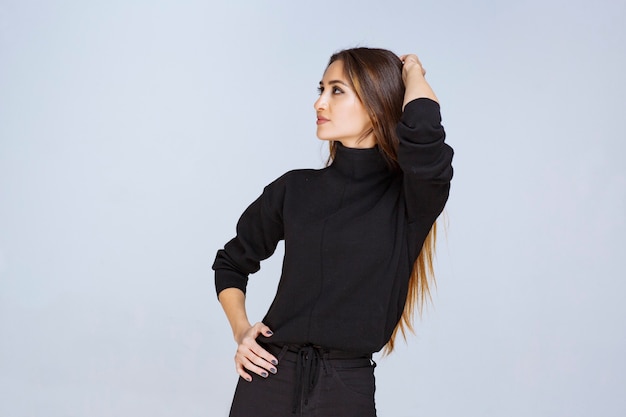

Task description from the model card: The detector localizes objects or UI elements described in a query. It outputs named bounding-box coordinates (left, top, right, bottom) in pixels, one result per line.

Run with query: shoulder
left=260, top=167, right=331, bottom=202
left=257, top=168, right=327, bottom=212
left=267, top=167, right=328, bottom=188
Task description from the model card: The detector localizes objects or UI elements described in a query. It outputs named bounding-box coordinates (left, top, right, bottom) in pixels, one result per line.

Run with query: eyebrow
left=319, top=79, right=350, bottom=87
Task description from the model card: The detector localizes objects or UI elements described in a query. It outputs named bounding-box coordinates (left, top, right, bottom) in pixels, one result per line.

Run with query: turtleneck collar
left=330, top=142, right=391, bottom=180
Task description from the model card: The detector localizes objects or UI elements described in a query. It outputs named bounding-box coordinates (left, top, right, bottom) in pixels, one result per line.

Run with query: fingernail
left=261, top=372, right=268, bottom=378
left=245, top=376, right=252, bottom=382
left=271, top=359, right=278, bottom=366
left=266, top=330, right=273, bottom=335
left=270, top=368, right=277, bottom=374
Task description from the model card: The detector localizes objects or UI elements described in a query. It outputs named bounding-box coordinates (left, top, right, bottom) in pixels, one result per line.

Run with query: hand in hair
left=399, top=54, right=426, bottom=78
left=399, top=53, right=439, bottom=107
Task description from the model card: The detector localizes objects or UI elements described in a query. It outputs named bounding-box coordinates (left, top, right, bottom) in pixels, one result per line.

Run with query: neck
left=335, top=132, right=376, bottom=149
left=330, top=142, right=390, bottom=180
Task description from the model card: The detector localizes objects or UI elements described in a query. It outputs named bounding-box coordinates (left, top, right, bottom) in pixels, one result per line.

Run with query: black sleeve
left=212, top=177, right=286, bottom=297
left=397, top=98, right=454, bottom=225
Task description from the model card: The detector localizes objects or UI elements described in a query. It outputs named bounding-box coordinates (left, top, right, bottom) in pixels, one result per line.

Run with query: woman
left=213, top=47, right=453, bottom=416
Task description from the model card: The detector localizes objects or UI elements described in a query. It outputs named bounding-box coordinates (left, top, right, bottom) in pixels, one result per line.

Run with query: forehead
left=321, top=60, right=347, bottom=82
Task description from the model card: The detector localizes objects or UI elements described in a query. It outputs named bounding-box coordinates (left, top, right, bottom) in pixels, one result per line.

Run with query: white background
left=1, top=1, right=625, bottom=416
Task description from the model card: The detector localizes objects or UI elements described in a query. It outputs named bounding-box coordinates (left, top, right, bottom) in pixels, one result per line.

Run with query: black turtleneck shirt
left=213, top=98, right=453, bottom=354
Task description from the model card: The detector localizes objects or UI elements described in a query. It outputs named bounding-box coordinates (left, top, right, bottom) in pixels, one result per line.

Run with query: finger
left=249, top=321, right=274, bottom=338
left=238, top=352, right=275, bottom=378
left=399, top=55, right=426, bottom=76
left=248, top=343, right=279, bottom=368
left=237, top=339, right=278, bottom=369
left=236, top=360, right=253, bottom=382
left=402, top=54, right=421, bottom=66
left=259, top=323, right=274, bottom=338
left=250, top=323, right=279, bottom=365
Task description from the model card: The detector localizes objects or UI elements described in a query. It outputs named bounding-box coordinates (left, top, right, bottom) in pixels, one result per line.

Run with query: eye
left=332, top=86, right=343, bottom=94
left=317, top=86, right=324, bottom=95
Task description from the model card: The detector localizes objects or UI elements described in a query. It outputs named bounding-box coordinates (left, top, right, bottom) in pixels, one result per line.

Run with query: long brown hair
left=324, top=47, right=438, bottom=354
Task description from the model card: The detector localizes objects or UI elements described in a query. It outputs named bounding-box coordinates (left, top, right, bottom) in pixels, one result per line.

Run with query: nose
left=314, top=95, right=327, bottom=111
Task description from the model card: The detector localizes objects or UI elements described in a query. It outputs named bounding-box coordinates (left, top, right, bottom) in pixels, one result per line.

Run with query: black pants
left=229, top=343, right=377, bottom=417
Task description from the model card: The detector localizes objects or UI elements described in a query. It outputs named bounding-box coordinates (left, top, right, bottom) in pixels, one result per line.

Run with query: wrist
left=404, top=67, right=425, bottom=81
left=232, top=321, right=252, bottom=343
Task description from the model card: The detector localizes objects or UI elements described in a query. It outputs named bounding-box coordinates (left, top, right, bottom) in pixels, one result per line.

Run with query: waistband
left=262, top=342, right=372, bottom=363
left=260, top=343, right=374, bottom=414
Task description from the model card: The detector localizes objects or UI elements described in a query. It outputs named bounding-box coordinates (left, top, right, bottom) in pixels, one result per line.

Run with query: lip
left=316, top=116, right=329, bottom=125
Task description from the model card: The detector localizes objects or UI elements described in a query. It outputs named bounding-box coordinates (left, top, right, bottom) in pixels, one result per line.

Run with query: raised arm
left=399, top=54, right=438, bottom=108
left=396, top=54, right=453, bottom=226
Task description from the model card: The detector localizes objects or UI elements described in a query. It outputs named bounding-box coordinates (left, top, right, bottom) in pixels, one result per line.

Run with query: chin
left=316, top=131, right=334, bottom=142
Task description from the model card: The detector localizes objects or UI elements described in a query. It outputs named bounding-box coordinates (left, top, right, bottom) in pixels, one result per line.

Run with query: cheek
left=350, top=102, right=371, bottom=127
left=356, top=109, right=372, bottom=129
